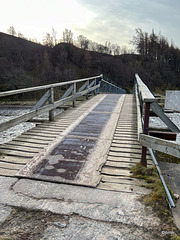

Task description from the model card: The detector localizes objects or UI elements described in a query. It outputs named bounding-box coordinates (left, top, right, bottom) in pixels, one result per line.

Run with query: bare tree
left=43, top=33, right=54, bottom=47
left=77, top=35, right=89, bottom=50
left=7, top=26, right=16, bottom=36
left=62, top=29, right=73, bottom=44
left=52, top=27, right=57, bottom=45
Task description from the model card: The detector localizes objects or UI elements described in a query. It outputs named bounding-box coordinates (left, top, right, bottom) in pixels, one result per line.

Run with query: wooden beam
left=140, top=134, right=180, bottom=158
left=150, top=102, right=180, bottom=133
left=0, top=75, right=102, bottom=97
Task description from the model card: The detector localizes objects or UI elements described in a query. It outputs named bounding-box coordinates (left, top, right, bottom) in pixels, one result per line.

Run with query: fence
left=0, top=74, right=126, bottom=133
left=134, top=73, right=180, bottom=208
left=0, top=75, right=103, bottom=132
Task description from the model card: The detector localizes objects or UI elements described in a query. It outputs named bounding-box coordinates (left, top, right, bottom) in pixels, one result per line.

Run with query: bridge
left=0, top=74, right=179, bottom=208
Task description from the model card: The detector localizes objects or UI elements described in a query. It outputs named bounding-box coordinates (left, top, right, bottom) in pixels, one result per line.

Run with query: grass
left=131, top=163, right=180, bottom=239
left=131, top=163, right=168, bottom=208
left=155, top=151, right=180, bottom=164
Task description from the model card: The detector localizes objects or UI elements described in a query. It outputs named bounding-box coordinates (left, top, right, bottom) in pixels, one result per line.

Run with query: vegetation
left=0, top=28, right=180, bottom=95
left=131, top=163, right=180, bottom=239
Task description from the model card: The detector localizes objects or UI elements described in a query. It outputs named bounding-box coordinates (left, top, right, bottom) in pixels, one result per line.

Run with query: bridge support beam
left=141, top=102, right=151, bottom=167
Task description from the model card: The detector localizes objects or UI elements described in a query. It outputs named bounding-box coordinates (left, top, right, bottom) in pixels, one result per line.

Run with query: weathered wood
left=0, top=75, right=102, bottom=97
left=32, top=90, right=50, bottom=110
left=135, top=73, right=157, bottom=103
left=22, top=132, right=57, bottom=138
left=107, top=156, right=153, bottom=164
left=5, top=141, right=45, bottom=149
left=0, top=144, right=40, bottom=153
left=101, top=166, right=132, bottom=176
left=0, top=156, right=30, bottom=164
left=140, top=134, right=180, bottom=158
left=98, top=182, right=150, bottom=194
left=0, top=168, right=19, bottom=176
left=151, top=102, right=180, bottom=133
left=135, top=84, right=143, bottom=140
left=108, top=152, right=142, bottom=159
left=0, top=162, right=23, bottom=170
left=105, top=161, right=135, bottom=169
left=111, top=143, right=141, bottom=149
left=28, top=128, right=61, bottom=135
left=101, top=175, right=147, bottom=185
left=0, top=84, right=100, bottom=132
left=14, top=136, right=50, bottom=145
left=110, top=146, right=142, bottom=154
left=0, top=149, right=35, bottom=158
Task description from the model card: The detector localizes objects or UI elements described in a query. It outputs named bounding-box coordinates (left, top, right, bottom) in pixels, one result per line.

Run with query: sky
left=0, top=0, right=180, bottom=49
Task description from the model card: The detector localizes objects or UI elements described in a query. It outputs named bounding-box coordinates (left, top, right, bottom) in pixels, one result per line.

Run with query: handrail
left=0, top=74, right=102, bottom=98
left=134, top=73, right=180, bottom=161
left=101, top=78, right=126, bottom=94
left=135, top=73, right=157, bottom=102
left=0, top=75, right=102, bottom=132
left=134, top=73, right=179, bottom=209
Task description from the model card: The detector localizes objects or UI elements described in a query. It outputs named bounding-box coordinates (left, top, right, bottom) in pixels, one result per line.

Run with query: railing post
left=141, top=101, right=151, bottom=166
left=49, top=87, right=54, bottom=121
left=86, top=80, right=89, bottom=100
left=73, top=83, right=76, bottom=107
left=94, top=79, right=97, bottom=95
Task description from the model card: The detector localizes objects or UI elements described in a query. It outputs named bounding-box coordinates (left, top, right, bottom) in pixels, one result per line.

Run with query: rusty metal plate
left=31, top=137, right=96, bottom=181
left=70, top=112, right=111, bottom=137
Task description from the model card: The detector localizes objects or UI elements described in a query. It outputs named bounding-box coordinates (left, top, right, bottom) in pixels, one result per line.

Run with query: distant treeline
left=0, top=28, right=180, bottom=94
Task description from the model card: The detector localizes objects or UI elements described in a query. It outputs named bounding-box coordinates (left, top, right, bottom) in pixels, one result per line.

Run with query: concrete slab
left=0, top=176, right=160, bottom=230
left=159, top=161, right=180, bottom=229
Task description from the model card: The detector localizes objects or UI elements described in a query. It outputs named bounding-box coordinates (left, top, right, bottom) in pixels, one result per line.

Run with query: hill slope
left=0, top=32, right=180, bottom=93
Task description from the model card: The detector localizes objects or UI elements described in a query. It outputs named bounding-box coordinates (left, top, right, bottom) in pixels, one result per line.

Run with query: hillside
left=0, top=32, right=180, bottom=93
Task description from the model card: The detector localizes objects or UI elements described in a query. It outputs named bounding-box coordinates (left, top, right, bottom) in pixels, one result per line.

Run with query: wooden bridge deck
left=0, top=94, right=153, bottom=193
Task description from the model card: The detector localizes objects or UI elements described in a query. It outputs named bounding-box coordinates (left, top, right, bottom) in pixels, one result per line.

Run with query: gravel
left=0, top=105, right=63, bottom=144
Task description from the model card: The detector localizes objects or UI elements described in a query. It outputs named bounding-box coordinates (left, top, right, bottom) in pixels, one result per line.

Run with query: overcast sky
left=1, top=0, right=180, bottom=49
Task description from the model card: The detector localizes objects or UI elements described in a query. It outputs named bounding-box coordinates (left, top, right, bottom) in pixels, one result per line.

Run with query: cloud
left=75, top=0, right=180, bottom=48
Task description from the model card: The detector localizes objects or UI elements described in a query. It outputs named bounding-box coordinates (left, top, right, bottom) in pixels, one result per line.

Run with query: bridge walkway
left=0, top=94, right=152, bottom=194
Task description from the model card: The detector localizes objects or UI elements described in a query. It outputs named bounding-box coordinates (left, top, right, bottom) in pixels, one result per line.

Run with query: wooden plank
left=111, top=143, right=141, bottom=149
left=140, top=134, right=180, bottom=158
left=101, top=175, right=147, bottom=185
left=112, top=139, right=139, bottom=145
left=0, top=149, right=34, bottom=158
left=107, top=155, right=153, bottom=163
left=21, top=132, right=56, bottom=139
left=110, top=146, right=142, bottom=154
left=98, top=181, right=150, bottom=194
left=108, top=151, right=142, bottom=158
left=0, top=144, right=40, bottom=153
left=0, top=156, right=29, bottom=164
left=0, top=162, right=23, bottom=170
left=6, top=141, right=45, bottom=149
left=0, top=168, right=18, bottom=176
left=114, top=134, right=138, bottom=139
left=26, top=130, right=59, bottom=137
left=101, top=166, right=132, bottom=176
left=36, top=125, right=67, bottom=130
left=105, top=161, right=135, bottom=169
left=14, top=136, right=50, bottom=145
left=116, top=128, right=137, bottom=132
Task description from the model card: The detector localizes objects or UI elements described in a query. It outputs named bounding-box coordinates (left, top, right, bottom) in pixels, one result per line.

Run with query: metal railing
left=99, top=76, right=126, bottom=94
left=0, top=74, right=102, bottom=132
left=134, top=73, right=180, bottom=209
